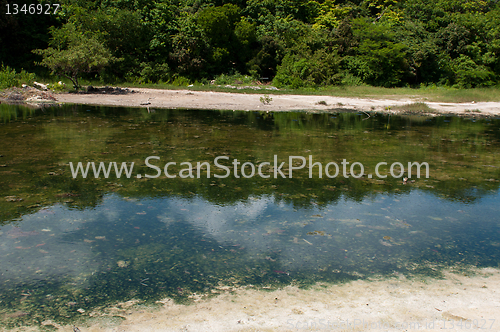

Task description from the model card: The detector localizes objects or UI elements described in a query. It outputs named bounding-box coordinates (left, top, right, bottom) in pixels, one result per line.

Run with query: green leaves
left=273, top=48, right=342, bottom=88
left=450, top=55, right=495, bottom=88
left=3, top=0, right=498, bottom=88
left=346, top=18, right=409, bottom=87
left=197, top=4, right=241, bottom=43
left=0, top=65, right=36, bottom=89
left=33, top=23, right=115, bottom=89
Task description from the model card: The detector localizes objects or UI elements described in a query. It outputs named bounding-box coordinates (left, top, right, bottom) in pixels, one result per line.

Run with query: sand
left=4, top=268, right=498, bottom=332
left=53, top=88, right=500, bottom=116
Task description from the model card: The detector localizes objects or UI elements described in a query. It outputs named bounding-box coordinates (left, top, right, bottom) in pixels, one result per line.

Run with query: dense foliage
left=1, top=0, right=499, bottom=88
left=0, top=64, right=36, bottom=88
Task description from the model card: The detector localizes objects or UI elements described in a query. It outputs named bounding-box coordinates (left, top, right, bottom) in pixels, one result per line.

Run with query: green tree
left=33, top=23, right=115, bottom=89
left=346, top=18, right=409, bottom=87
left=75, top=8, right=150, bottom=81
left=273, top=48, right=343, bottom=88
left=234, top=18, right=258, bottom=72
left=312, top=0, right=352, bottom=31
left=273, top=26, right=342, bottom=88
left=394, top=20, right=441, bottom=85
left=197, top=4, right=241, bottom=72
left=450, top=54, right=494, bottom=88
left=170, top=16, right=210, bottom=79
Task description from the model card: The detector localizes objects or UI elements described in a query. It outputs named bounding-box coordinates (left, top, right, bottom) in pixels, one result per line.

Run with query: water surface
left=1, top=104, right=499, bottom=325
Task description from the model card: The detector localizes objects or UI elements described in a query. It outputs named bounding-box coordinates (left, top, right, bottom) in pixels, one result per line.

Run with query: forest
left=1, top=0, right=499, bottom=89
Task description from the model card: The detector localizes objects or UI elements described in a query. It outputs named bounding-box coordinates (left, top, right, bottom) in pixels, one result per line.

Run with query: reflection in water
left=0, top=205, right=98, bottom=285
left=0, top=104, right=500, bottom=324
left=3, top=192, right=499, bottom=287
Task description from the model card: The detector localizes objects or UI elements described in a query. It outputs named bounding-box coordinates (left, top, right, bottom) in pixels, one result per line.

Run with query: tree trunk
left=64, top=74, right=80, bottom=91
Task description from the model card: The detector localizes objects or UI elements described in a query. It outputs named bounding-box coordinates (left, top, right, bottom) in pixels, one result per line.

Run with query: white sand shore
left=7, top=268, right=498, bottom=332
left=55, top=88, right=500, bottom=116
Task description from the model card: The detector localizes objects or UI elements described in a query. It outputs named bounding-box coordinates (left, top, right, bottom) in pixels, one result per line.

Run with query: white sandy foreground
left=55, top=88, right=500, bottom=115
left=6, top=267, right=499, bottom=332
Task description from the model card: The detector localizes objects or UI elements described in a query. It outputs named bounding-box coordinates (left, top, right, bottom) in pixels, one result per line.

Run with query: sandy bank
left=6, top=268, right=499, bottom=332
left=54, top=88, right=500, bottom=116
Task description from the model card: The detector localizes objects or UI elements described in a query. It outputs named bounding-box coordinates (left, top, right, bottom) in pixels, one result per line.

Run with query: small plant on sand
left=260, top=94, right=272, bottom=105
left=50, top=81, right=67, bottom=92
left=316, top=100, right=328, bottom=106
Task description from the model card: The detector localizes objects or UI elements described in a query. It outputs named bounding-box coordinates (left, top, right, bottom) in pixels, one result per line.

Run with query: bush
left=341, top=73, right=365, bottom=86
left=0, top=65, right=36, bottom=89
left=273, top=49, right=343, bottom=88
left=450, top=55, right=495, bottom=88
left=346, top=19, right=409, bottom=87
left=50, top=81, right=67, bottom=92
left=139, top=62, right=172, bottom=83
left=213, top=72, right=255, bottom=85
left=260, top=94, right=272, bottom=104
left=171, top=76, right=190, bottom=86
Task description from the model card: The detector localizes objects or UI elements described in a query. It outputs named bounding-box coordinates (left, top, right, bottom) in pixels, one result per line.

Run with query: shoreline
left=4, top=267, right=500, bottom=332
left=56, top=88, right=500, bottom=116
left=3, top=87, right=499, bottom=117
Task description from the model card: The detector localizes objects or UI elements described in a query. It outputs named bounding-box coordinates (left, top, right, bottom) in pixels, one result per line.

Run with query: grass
left=274, top=85, right=500, bottom=103
left=392, top=102, right=438, bottom=113
left=108, top=82, right=500, bottom=103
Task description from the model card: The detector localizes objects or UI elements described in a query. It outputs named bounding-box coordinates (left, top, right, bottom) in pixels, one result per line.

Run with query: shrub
left=450, top=55, right=495, bottom=88
left=139, top=62, right=171, bottom=84
left=213, top=72, right=255, bottom=85
left=171, top=76, right=190, bottom=86
left=0, top=64, right=36, bottom=89
left=273, top=49, right=343, bottom=88
left=260, top=94, right=272, bottom=104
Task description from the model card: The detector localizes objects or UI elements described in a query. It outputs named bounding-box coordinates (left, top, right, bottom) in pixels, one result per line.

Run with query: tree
left=273, top=47, right=343, bottom=88
left=33, top=23, right=115, bottom=90
left=76, top=8, right=150, bottom=81
left=170, top=16, right=210, bottom=79
left=345, top=18, right=409, bottom=87
left=195, top=4, right=240, bottom=72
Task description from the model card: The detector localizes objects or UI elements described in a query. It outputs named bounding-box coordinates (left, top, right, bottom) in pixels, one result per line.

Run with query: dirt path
left=55, top=88, right=500, bottom=116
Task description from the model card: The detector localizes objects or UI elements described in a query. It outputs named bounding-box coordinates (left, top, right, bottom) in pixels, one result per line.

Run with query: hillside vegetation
left=1, top=0, right=499, bottom=89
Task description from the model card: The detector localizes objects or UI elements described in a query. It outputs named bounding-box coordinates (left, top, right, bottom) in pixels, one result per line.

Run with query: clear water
left=1, top=104, right=499, bottom=325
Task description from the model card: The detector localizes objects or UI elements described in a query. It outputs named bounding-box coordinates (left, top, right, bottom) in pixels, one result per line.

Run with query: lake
left=1, top=104, right=500, bottom=329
